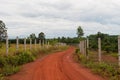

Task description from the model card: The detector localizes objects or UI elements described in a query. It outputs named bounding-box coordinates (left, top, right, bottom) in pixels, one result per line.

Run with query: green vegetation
left=88, top=32, right=118, bottom=52
left=0, top=51, right=35, bottom=76
left=29, top=33, right=36, bottom=40
left=0, top=74, right=5, bottom=80
left=74, top=48, right=120, bottom=80
left=0, top=20, right=7, bottom=41
left=0, top=43, right=68, bottom=80
left=46, top=26, right=85, bottom=44
left=58, top=37, right=80, bottom=44
left=110, top=53, right=118, bottom=59
left=77, top=26, right=84, bottom=38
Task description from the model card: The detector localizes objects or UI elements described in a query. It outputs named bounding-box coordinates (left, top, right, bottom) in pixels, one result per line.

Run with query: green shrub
left=0, top=74, right=5, bottom=80
left=5, top=56, right=19, bottom=66
left=2, top=65, right=20, bottom=76
left=0, top=57, right=6, bottom=67
left=75, top=48, right=80, bottom=54
left=110, top=53, right=118, bottom=59
left=18, top=51, right=35, bottom=65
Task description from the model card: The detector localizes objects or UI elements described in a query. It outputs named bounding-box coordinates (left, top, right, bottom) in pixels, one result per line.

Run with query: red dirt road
left=9, top=47, right=104, bottom=80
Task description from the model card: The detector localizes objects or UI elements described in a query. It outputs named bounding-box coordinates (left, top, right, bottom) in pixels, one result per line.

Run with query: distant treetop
left=0, top=20, right=7, bottom=41
left=77, top=26, right=84, bottom=38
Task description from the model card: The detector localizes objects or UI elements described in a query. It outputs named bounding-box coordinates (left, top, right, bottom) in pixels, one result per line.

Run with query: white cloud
left=0, top=0, right=120, bottom=38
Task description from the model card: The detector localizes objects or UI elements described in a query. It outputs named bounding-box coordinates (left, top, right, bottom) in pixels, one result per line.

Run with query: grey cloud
left=38, top=1, right=72, bottom=10
left=0, top=0, right=120, bottom=38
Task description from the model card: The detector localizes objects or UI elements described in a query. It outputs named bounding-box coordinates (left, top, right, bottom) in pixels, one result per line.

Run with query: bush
left=18, top=51, right=35, bottom=65
left=75, top=48, right=80, bottom=54
left=0, top=57, right=6, bottom=67
left=0, top=51, right=35, bottom=76
left=110, top=53, right=118, bottom=59
left=2, top=65, right=20, bottom=76
left=0, top=74, right=5, bottom=80
left=5, top=56, right=19, bottom=66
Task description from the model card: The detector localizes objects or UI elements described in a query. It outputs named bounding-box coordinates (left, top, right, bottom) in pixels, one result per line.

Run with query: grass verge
left=74, top=48, right=120, bottom=80
left=0, top=45, right=68, bottom=80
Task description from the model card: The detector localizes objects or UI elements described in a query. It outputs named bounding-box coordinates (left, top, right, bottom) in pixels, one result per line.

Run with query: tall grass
left=0, top=43, right=41, bottom=56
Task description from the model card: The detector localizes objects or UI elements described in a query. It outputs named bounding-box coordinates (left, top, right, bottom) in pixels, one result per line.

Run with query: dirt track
left=9, top=47, right=104, bottom=80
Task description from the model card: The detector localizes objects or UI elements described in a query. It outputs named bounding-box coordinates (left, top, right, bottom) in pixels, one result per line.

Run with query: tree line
left=9, top=32, right=46, bottom=44
left=88, top=32, right=118, bottom=53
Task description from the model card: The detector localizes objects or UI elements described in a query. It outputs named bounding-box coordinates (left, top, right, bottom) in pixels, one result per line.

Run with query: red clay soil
left=9, top=47, right=104, bottom=80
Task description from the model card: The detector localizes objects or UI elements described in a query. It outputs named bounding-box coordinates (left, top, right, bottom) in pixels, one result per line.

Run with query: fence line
left=4, top=37, right=49, bottom=55
left=79, top=36, right=120, bottom=66
left=79, top=38, right=102, bottom=62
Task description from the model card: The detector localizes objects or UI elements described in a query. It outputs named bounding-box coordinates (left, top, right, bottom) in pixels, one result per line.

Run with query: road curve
left=9, top=47, right=104, bottom=80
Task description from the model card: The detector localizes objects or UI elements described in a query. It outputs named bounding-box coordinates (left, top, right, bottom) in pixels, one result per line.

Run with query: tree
left=77, top=26, right=84, bottom=38
left=38, top=32, right=45, bottom=41
left=0, top=20, right=7, bottom=41
left=38, top=32, right=45, bottom=45
left=88, top=32, right=118, bottom=52
left=29, top=33, right=36, bottom=40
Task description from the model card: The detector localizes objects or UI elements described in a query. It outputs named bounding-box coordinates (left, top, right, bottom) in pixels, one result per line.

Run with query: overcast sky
left=0, top=0, right=120, bottom=38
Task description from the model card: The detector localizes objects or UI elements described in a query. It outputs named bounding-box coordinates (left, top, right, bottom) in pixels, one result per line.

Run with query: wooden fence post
left=48, top=41, right=49, bottom=46
left=118, top=35, right=120, bottom=67
left=6, top=35, right=9, bottom=56
left=46, top=40, right=47, bottom=45
left=98, top=38, right=102, bottom=62
left=35, top=39, right=36, bottom=49
left=82, top=41, right=85, bottom=55
left=79, top=41, right=81, bottom=53
left=43, top=40, right=44, bottom=47
left=84, top=40, right=87, bottom=57
left=30, top=38, right=32, bottom=50
left=87, top=38, right=89, bottom=49
left=24, top=38, right=26, bottom=51
left=16, top=36, right=19, bottom=51
left=80, top=41, right=82, bottom=53
left=39, top=40, right=41, bottom=48
left=80, top=41, right=83, bottom=54
left=86, top=38, right=89, bottom=59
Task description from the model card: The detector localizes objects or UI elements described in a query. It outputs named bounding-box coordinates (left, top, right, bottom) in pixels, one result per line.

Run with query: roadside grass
left=74, top=48, right=120, bottom=80
left=110, top=53, right=118, bottom=59
left=0, top=44, right=40, bottom=56
left=0, top=44, right=68, bottom=79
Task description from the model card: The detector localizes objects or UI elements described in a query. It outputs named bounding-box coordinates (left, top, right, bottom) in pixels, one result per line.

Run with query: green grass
left=0, top=74, right=5, bottom=80
left=110, top=53, right=118, bottom=59
left=2, top=65, right=20, bottom=76
left=0, top=44, right=41, bottom=56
